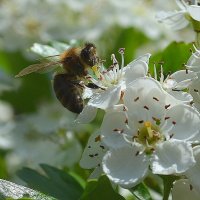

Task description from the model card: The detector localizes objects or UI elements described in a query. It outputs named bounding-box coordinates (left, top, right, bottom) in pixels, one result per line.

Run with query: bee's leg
left=86, top=83, right=105, bottom=90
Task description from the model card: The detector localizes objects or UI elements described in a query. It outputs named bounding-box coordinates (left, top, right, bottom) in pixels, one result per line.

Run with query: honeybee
left=15, top=43, right=98, bottom=114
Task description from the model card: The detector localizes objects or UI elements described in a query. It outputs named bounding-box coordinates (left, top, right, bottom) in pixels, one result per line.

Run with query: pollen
left=92, top=65, right=98, bottom=72
left=144, top=121, right=152, bottom=127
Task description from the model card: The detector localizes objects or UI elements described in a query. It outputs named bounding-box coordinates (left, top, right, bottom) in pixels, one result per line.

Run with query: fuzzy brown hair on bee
left=15, top=42, right=99, bottom=114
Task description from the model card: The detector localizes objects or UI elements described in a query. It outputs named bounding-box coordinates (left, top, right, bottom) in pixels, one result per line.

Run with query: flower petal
left=187, top=51, right=200, bottom=71
left=124, top=60, right=148, bottom=85
left=88, top=86, right=121, bottom=109
left=101, top=109, right=132, bottom=149
left=189, top=78, right=200, bottom=104
left=170, top=70, right=197, bottom=90
left=151, top=140, right=195, bottom=174
left=161, top=104, right=200, bottom=141
left=185, top=146, right=200, bottom=195
left=30, top=43, right=60, bottom=57
left=102, top=145, right=149, bottom=188
left=188, top=5, right=200, bottom=21
left=80, top=130, right=108, bottom=169
left=75, top=105, right=97, bottom=124
left=172, top=179, right=200, bottom=200
left=156, top=11, right=189, bottom=30
left=89, top=165, right=103, bottom=179
left=175, top=0, right=187, bottom=10
left=136, top=53, right=151, bottom=64
left=124, top=77, right=166, bottom=123
left=167, top=90, right=193, bottom=103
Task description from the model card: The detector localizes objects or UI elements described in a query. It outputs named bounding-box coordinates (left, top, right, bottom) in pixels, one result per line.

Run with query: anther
left=118, top=48, right=125, bottom=54
left=134, top=97, right=139, bottom=102
left=190, top=184, right=193, bottom=191
left=95, top=135, right=101, bottom=142
left=138, top=120, right=144, bottom=124
left=165, top=104, right=171, bottom=109
left=135, top=151, right=140, bottom=156
left=113, top=128, right=124, bottom=134
left=169, top=134, right=174, bottom=139
left=153, top=97, right=159, bottom=101
left=100, top=145, right=105, bottom=149
left=164, top=116, right=170, bottom=120
left=120, top=91, right=124, bottom=100
left=194, top=89, right=199, bottom=92
left=172, top=121, right=176, bottom=125
left=124, top=118, right=128, bottom=124
left=144, top=105, right=149, bottom=110
left=123, top=105, right=128, bottom=111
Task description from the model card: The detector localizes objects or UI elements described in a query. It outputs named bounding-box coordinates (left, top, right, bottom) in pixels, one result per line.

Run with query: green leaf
left=17, top=164, right=83, bottom=200
left=80, top=175, right=125, bottom=200
left=99, top=26, right=149, bottom=68
left=150, top=42, right=193, bottom=75
left=129, top=182, right=153, bottom=200
left=0, top=179, right=56, bottom=200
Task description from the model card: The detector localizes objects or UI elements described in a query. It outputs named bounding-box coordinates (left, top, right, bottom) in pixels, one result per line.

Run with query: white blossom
left=5, top=102, right=86, bottom=174
left=172, top=179, right=200, bottom=200
left=0, top=0, right=177, bottom=54
left=85, top=77, right=200, bottom=188
left=185, top=145, right=200, bottom=195
left=76, top=51, right=150, bottom=123
left=156, top=0, right=200, bottom=31
left=154, top=65, right=197, bottom=103
left=186, top=46, right=200, bottom=110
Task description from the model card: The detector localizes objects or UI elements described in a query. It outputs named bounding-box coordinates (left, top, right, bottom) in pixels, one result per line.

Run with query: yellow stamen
left=144, top=121, right=153, bottom=138
left=92, top=65, right=101, bottom=79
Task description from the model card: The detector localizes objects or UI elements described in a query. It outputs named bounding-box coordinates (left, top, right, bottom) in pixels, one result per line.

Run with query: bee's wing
left=15, top=61, right=62, bottom=78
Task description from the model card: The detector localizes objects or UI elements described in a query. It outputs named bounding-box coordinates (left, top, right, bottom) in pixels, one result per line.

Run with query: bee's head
left=80, top=43, right=98, bottom=67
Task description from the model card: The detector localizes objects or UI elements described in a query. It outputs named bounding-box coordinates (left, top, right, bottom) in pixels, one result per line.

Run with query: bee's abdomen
left=53, top=74, right=83, bottom=114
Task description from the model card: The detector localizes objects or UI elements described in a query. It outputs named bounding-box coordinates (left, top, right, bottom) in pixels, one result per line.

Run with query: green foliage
left=150, top=42, right=193, bottom=75
left=80, top=175, right=125, bottom=200
left=17, top=164, right=84, bottom=200
left=129, top=182, right=153, bottom=200
left=99, top=26, right=149, bottom=67
left=0, top=51, right=52, bottom=113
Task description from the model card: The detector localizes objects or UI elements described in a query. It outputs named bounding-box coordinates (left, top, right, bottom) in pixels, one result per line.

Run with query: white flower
left=0, top=70, right=20, bottom=94
left=155, top=66, right=197, bottom=103
left=79, top=130, right=108, bottom=179
left=185, top=145, right=200, bottom=195
left=156, top=0, right=200, bottom=31
left=100, top=77, right=200, bottom=188
left=186, top=46, right=200, bottom=110
left=76, top=51, right=150, bottom=123
left=0, top=101, right=15, bottom=150
left=0, top=0, right=177, bottom=54
left=172, top=179, right=200, bottom=200
left=4, top=102, right=87, bottom=174
left=187, top=45, right=200, bottom=72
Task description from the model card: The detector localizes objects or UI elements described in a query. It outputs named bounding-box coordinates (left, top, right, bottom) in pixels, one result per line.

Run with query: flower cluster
left=156, top=0, right=200, bottom=31
left=27, top=41, right=200, bottom=196
left=79, top=46, right=200, bottom=196
left=156, top=0, right=200, bottom=48
left=0, top=0, right=176, bottom=55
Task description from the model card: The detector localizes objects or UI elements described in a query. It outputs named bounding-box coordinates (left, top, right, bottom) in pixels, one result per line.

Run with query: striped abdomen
left=53, top=74, right=84, bottom=114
